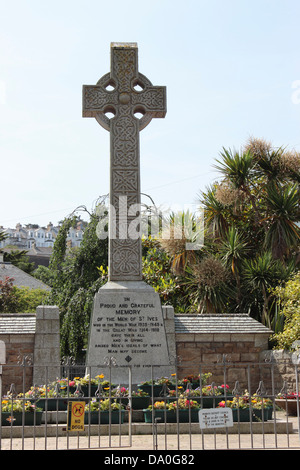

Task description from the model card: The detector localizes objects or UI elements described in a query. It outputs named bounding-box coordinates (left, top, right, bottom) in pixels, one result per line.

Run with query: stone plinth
left=86, top=281, right=172, bottom=383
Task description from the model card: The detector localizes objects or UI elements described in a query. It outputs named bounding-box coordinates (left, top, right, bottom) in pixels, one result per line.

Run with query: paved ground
left=1, top=413, right=299, bottom=451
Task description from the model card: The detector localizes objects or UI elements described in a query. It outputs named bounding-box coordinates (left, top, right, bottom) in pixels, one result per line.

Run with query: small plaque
left=199, top=408, right=233, bottom=429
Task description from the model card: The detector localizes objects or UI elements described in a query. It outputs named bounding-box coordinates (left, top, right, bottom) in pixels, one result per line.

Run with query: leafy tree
left=271, top=272, right=300, bottom=349
left=12, top=286, right=48, bottom=313
left=4, top=249, right=35, bottom=274
left=0, top=276, right=48, bottom=313
left=46, top=212, right=108, bottom=359
left=33, top=265, right=55, bottom=287
left=0, top=277, right=19, bottom=312
left=142, top=237, right=188, bottom=312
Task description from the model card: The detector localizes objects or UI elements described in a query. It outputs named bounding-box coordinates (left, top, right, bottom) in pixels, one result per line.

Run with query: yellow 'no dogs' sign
left=67, top=401, right=85, bottom=431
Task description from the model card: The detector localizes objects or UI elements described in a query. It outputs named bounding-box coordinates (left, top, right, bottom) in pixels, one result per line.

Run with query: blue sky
left=1, top=0, right=300, bottom=227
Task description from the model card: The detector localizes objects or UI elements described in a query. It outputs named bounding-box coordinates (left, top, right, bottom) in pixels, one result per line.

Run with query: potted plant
left=138, top=375, right=179, bottom=396
left=21, top=384, right=73, bottom=411
left=217, top=394, right=273, bottom=422
left=84, top=398, right=125, bottom=424
left=251, top=395, right=274, bottom=420
left=137, top=379, right=163, bottom=397
left=54, top=378, right=76, bottom=394
left=143, top=398, right=201, bottom=423
left=1, top=399, right=43, bottom=426
left=179, top=372, right=212, bottom=389
left=73, top=375, right=100, bottom=397
left=181, top=385, right=222, bottom=408
left=167, top=387, right=184, bottom=402
left=20, top=385, right=65, bottom=411
left=112, top=387, right=150, bottom=409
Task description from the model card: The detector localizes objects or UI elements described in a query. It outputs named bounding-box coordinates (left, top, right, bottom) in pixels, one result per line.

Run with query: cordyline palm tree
left=213, top=148, right=255, bottom=189
left=196, top=138, right=300, bottom=322
left=218, top=226, right=251, bottom=306
left=242, top=252, right=294, bottom=327
left=200, top=185, right=229, bottom=240
left=184, top=255, right=234, bottom=313
left=159, top=211, right=202, bottom=276
left=263, top=182, right=300, bottom=260
left=212, top=148, right=266, bottom=231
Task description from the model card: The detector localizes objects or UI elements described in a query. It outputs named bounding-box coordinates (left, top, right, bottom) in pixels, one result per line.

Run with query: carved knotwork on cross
left=83, top=42, right=166, bottom=281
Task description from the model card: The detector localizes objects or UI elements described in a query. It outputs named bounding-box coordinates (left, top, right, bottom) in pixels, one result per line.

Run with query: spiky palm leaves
left=185, top=255, right=233, bottom=313
left=197, top=137, right=300, bottom=324
left=264, top=183, right=300, bottom=260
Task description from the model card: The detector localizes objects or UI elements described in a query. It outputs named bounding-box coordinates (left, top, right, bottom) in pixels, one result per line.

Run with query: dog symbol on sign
left=73, top=403, right=84, bottom=417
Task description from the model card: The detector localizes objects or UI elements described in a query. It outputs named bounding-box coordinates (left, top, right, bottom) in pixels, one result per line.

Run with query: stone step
left=0, top=418, right=294, bottom=438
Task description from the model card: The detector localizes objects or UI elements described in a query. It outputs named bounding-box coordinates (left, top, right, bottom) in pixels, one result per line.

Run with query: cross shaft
left=83, top=42, right=166, bottom=281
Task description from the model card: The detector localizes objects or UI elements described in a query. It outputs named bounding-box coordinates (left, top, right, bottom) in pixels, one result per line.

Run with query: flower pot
left=35, top=397, right=84, bottom=411
left=130, top=396, right=151, bottom=409
left=138, top=384, right=164, bottom=397
left=253, top=407, right=273, bottom=421
left=231, top=408, right=267, bottom=422
left=201, top=396, right=225, bottom=408
left=80, top=385, right=99, bottom=398
left=35, top=398, right=68, bottom=411
left=1, top=412, right=43, bottom=426
left=84, top=410, right=125, bottom=424
left=143, top=408, right=200, bottom=423
left=275, top=399, right=298, bottom=416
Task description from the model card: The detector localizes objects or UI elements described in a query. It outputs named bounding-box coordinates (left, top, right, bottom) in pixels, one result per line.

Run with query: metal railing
left=0, top=359, right=299, bottom=450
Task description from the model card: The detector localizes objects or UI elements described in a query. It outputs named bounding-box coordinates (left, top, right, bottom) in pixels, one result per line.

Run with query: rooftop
left=0, top=314, right=36, bottom=334
left=174, top=313, right=272, bottom=334
left=0, top=262, right=51, bottom=291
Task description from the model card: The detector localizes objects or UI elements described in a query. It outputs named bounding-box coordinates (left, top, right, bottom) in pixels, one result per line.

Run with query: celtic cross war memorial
left=83, top=42, right=172, bottom=383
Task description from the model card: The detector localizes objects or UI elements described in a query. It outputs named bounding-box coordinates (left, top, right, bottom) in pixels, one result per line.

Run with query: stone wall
left=175, top=331, right=271, bottom=391
left=0, top=330, right=35, bottom=394
left=162, top=308, right=284, bottom=392
left=0, top=306, right=60, bottom=394
left=259, top=350, right=300, bottom=394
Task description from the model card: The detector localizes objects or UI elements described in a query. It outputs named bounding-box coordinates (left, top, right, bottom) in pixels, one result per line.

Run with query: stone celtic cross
left=83, top=42, right=166, bottom=281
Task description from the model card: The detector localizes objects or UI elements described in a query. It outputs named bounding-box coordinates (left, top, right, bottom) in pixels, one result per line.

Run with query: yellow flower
left=171, top=373, right=176, bottom=377
left=96, top=374, right=105, bottom=379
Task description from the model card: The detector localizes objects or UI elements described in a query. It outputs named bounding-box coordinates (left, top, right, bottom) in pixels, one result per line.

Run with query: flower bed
left=111, top=387, right=150, bottom=409
left=217, top=393, right=273, bottom=422
left=1, top=399, right=43, bottom=426
left=167, top=384, right=232, bottom=408
left=143, top=399, right=201, bottom=423
left=84, top=398, right=125, bottom=424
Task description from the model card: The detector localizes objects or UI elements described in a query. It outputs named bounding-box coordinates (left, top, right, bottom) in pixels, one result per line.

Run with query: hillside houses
left=0, top=221, right=85, bottom=267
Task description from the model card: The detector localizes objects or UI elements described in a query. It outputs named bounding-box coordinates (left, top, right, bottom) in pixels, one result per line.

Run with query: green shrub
left=272, top=272, right=300, bottom=350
